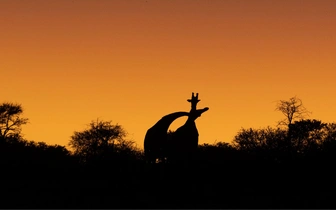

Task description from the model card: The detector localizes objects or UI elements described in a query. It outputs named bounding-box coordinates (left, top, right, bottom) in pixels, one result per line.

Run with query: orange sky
left=1, top=0, right=336, bottom=150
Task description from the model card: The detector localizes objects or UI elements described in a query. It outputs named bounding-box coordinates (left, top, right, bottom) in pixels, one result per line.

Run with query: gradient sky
left=1, top=0, right=336, bottom=149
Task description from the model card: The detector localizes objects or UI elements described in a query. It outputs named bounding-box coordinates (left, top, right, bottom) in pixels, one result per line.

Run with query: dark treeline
left=1, top=100, right=336, bottom=208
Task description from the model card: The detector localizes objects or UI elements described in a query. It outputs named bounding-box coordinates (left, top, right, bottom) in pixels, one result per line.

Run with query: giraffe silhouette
left=144, top=111, right=189, bottom=164
left=167, top=93, right=209, bottom=165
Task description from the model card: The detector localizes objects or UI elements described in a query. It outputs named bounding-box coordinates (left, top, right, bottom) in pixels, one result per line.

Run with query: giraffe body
left=167, top=107, right=209, bottom=164
left=144, top=111, right=189, bottom=164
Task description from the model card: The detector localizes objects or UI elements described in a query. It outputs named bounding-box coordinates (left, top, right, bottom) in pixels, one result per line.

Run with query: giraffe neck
left=185, top=117, right=197, bottom=127
left=153, top=111, right=189, bottom=131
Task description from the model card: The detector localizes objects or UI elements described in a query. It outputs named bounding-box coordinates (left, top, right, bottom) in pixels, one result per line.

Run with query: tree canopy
left=0, top=102, right=28, bottom=140
left=68, top=119, right=127, bottom=162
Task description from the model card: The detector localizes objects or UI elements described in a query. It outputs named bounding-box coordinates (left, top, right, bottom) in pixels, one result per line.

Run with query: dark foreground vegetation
left=2, top=122, right=336, bottom=208
left=1, top=98, right=336, bottom=208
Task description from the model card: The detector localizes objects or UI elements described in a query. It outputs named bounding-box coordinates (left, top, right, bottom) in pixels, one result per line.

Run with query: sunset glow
left=2, top=0, right=336, bottom=149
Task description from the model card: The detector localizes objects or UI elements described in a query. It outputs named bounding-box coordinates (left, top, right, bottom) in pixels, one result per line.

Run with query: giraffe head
left=187, top=92, right=200, bottom=111
left=186, top=92, right=209, bottom=120
left=189, top=107, right=209, bottom=121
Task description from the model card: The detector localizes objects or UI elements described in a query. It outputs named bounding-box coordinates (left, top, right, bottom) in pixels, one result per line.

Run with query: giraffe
left=144, top=111, right=189, bottom=164
left=167, top=93, right=209, bottom=165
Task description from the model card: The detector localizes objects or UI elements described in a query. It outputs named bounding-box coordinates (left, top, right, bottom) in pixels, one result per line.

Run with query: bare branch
left=275, top=96, right=311, bottom=127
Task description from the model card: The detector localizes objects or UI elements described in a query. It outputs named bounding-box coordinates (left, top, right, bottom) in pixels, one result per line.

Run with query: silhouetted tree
left=288, top=119, right=326, bottom=154
left=68, top=119, right=127, bottom=163
left=233, top=127, right=286, bottom=151
left=276, top=96, right=311, bottom=127
left=232, top=126, right=289, bottom=163
left=322, top=123, right=336, bottom=147
left=0, top=102, right=28, bottom=140
left=232, top=119, right=333, bottom=166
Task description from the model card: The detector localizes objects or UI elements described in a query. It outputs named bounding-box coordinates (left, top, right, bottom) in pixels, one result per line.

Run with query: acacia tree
left=0, top=102, right=29, bottom=140
left=232, top=127, right=287, bottom=152
left=288, top=119, right=326, bottom=154
left=68, top=119, right=127, bottom=163
left=275, top=96, right=311, bottom=127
